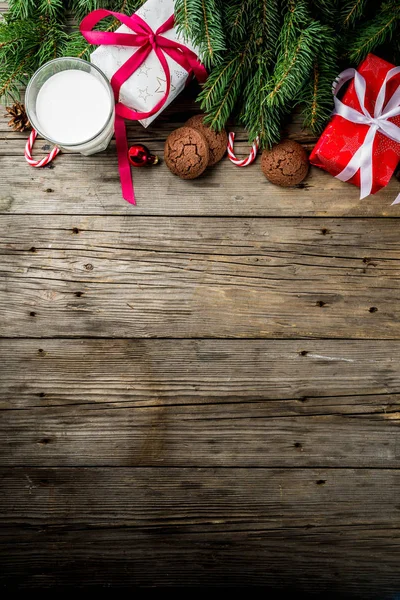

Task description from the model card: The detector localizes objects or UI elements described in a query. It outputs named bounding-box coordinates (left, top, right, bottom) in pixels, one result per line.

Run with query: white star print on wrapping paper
left=340, top=131, right=364, bottom=155
left=154, top=76, right=176, bottom=94
left=138, top=87, right=151, bottom=101
left=379, top=161, right=397, bottom=183
left=137, top=64, right=151, bottom=77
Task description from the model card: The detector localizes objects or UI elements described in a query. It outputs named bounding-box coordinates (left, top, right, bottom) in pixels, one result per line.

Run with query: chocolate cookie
left=185, top=115, right=228, bottom=165
left=164, top=126, right=210, bottom=179
left=261, top=139, right=309, bottom=186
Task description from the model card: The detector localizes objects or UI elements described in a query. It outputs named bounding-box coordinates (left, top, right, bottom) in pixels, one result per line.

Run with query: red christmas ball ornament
left=128, top=144, right=159, bottom=167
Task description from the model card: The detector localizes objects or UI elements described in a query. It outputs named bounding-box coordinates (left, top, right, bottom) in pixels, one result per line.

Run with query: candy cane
left=227, top=132, right=259, bottom=166
left=24, top=129, right=61, bottom=167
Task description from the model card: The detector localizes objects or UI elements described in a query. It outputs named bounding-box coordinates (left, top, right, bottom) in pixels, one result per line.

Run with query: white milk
left=36, top=69, right=112, bottom=146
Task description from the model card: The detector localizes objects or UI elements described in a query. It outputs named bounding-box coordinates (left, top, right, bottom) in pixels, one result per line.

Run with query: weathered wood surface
left=2, top=339, right=398, bottom=408
left=2, top=216, right=400, bottom=338
left=2, top=1, right=400, bottom=588
left=1, top=339, right=400, bottom=468
left=2, top=524, right=400, bottom=593
left=3, top=467, right=399, bottom=530
left=1, top=103, right=400, bottom=217
left=1, top=465, right=400, bottom=592
left=2, top=393, right=400, bottom=467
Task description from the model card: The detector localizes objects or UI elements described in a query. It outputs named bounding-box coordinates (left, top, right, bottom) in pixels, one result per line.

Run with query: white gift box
left=90, top=0, right=200, bottom=128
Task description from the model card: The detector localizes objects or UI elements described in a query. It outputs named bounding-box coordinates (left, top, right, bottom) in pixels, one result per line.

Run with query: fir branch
left=299, top=35, right=337, bottom=133
left=38, top=18, right=68, bottom=63
left=310, top=0, right=339, bottom=25
left=175, top=0, right=225, bottom=66
left=7, top=0, right=36, bottom=19
left=309, top=62, right=320, bottom=128
left=240, top=59, right=283, bottom=148
left=175, top=0, right=191, bottom=37
left=224, top=0, right=252, bottom=42
left=0, top=52, right=32, bottom=101
left=39, top=0, right=66, bottom=18
left=347, top=1, right=400, bottom=62
left=69, top=0, right=146, bottom=21
left=69, top=0, right=111, bottom=21
left=267, top=21, right=326, bottom=108
left=280, top=0, right=310, bottom=63
left=199, top=51, right=248, bottom=129
left=341, top=0, right=370, bottom=28
left=257, top=0, right=280, bottom=56
left=0, top=16, right=45, bottom=102
left=201, top=0, right=214, bottom=60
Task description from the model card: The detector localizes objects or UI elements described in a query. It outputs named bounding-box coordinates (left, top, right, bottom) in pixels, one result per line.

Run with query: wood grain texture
left=1, top=216, right=400, bottom=338
left=1, top=467, right=400, bottom=593
left=1, top=525, right=400, bottom=593
left=2, top=401, right=400, bottom=467
left=1, top=338, right=399, bottom=408
left=1, top=104, right=399, bottom=217
left=2, top=144, right=400, bottom=217
left=1, top=467, right=399, bottom=531
left=1, top=339, right=400, bottom=468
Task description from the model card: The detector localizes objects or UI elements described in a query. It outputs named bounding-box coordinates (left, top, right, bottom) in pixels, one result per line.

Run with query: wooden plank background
left=1, top=1, right=400, bottom=593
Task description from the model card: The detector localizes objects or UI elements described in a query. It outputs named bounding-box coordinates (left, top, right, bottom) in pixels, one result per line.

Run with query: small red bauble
left=128, top=144, right=159, bottom=167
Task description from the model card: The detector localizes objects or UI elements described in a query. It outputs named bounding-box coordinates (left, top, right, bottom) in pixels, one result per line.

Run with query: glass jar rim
left=25, top=57, right=115, bottom=148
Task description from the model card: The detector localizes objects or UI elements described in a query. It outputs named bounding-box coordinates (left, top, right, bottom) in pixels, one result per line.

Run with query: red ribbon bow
left=80, top=9, right=207, bottom=204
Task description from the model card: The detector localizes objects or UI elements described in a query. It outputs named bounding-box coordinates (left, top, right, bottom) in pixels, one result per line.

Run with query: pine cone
left=5, top=102, right=31, bottom=132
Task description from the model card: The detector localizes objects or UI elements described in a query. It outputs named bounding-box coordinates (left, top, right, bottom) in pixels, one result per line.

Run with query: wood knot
left=85, top=263, right=93, bottom=270
left=38, top=437, right=51, bottom=445
left=316, top=300, right=325, bottom=307
left=369, top=306, right=378, bottom=313
left=321, top=228, right=329, bottom=235
left=72, top=227, right=80, bottom=234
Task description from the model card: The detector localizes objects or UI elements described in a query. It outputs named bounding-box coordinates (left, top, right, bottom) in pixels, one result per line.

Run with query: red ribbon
left=80, top=9, right=208, bottom=204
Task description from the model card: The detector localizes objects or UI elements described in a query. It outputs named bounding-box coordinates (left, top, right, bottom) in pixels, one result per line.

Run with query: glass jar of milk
left=26, top=57, right=115, bottom=156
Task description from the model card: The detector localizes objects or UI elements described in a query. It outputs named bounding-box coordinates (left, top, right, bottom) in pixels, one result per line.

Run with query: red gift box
left=310, top=53, right=400, bottom=196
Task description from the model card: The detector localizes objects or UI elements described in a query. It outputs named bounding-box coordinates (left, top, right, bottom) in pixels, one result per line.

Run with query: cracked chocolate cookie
left=185, top=115, right=227, bottom=166
left=261, top=139, right=309, bottom=186
left=164, top=126, right=210, bottom=179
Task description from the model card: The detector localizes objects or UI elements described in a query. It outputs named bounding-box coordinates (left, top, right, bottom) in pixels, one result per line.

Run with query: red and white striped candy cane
left=227, top=132, right=259, bottom=166
left=25, top=129, right=61, bottom=167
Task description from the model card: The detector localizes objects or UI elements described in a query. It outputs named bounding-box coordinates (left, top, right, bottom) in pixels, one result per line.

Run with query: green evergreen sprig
left=1, top=0, right=400, bottom=148
left=175, top=0, right=225, bottom=67
left=7, top=0, right=36, bottom=19
left=310, top=0, right=339, bottom=26
left=347, top=1, right=400, bottom=63
left=298, top=34, right=338, bottom=134
left=0, top=0, right=146, bottom=102
left=341, top=0, right=370, bottom=28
